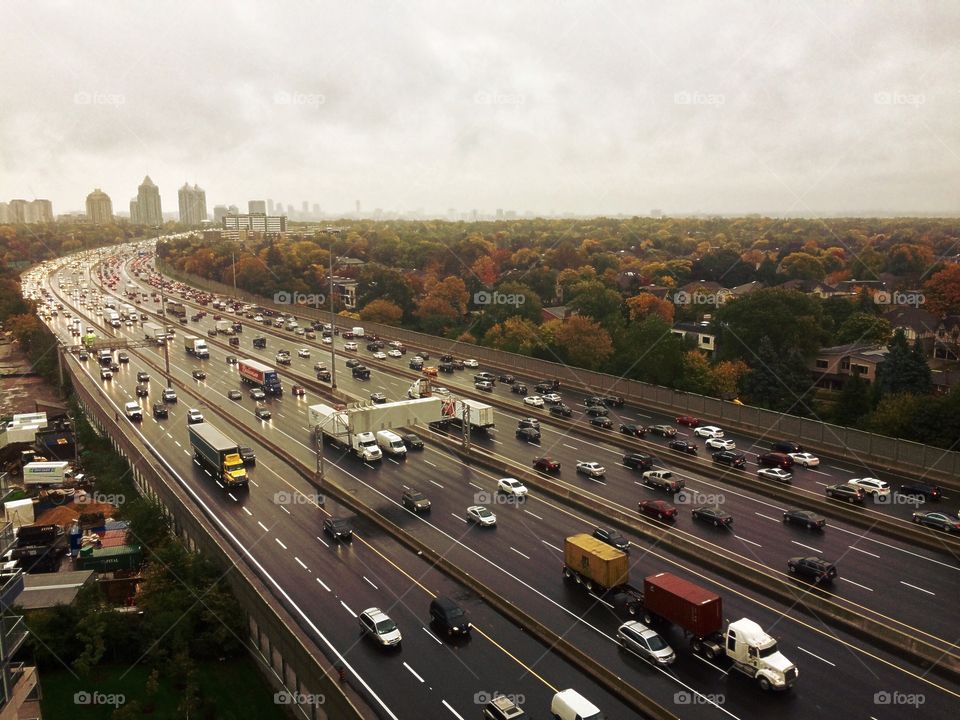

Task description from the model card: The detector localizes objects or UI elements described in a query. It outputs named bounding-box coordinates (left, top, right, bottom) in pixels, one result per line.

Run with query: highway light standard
left=324, top=227, right=342, bottom=391
left=155, top=227, right=172, bottom=387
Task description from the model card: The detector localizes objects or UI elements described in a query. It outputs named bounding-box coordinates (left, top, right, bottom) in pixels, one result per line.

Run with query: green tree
left=780, top=252, right=826, bottom=281
left=566, top=280, right=622, bottom=329
left=875, top=329, right=932, bottom=397
left=832, top=372, right=871, bottom=426
left=740, top=337, right=814, bottom=415
left=677, top=351, right=713, bottom=395
left=610, top=316, right=687, bottom=386
left=714, top=288, right=828, bottom=362
left=834, top=313, right=892, bottom=346
left=866, top=393, right=925, bottom=439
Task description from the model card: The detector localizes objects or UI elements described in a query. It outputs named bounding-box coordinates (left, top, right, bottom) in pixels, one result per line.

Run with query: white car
left=497, top=478, right=528, bottom=497
left=344, top=341, right=358, bottom=351
left=297, top=348, right=310, bottom=358
left=432, top=386, right=451, bottom=396
left=789, top=452, right=820, bottom=468
left=523, top=395, right=545, bottom=408
left=387, top=349, right=402, bottom=358
left=757, top=467, right=793, bottom=483
left=322, top=336, right=333, bottom=345
left=372, top=351, right=387, bottom=360
left=848, top=477, right=891, bottom=498
left=466, top=505, right=497, bottom=526
left=576, top=461, right=606, bottom=478
left=542, top=392, right=562, bottom=404
left=693, top=425, right=725, bottom=439
left=463, top=359, right=479, bottom=368
left=705, top=437, right=736, bottom=451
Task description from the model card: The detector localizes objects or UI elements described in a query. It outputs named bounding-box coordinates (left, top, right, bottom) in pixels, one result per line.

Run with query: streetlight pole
left=156, top=227, right=172, bottom=387
left=327, top=228, right=340, bottom=390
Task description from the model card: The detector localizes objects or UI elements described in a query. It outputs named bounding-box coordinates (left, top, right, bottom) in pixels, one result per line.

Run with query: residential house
left=933, top=315, right=960, bottom=361
left=811, top=343, right=887, bottom=390
left=779, top=279, right=837, bottom=298
left=676, top=280, right=732, bottom=307
left=671, top=321, right=716, bottom=355
left=541, top=306, right=572, bottom=323
left=883, top=307, right=938, bottom=355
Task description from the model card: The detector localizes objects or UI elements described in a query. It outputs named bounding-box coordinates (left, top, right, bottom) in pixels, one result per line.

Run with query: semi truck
left=144, top=322, right=166, bottom=344
left=183, top=335, right=210, bottom=358
left=561, top=535, right=797, bottom=690
left=22, top=461, right=75, bottom=486
left=308, top=404, right=382, bottom=462
left=238, top=359, right=283, bottom=396
left=108, top=311, right=121, bottom=327
left=187, top=423, right=249, bottom=489
left=216, top=319, right=233, bottom=334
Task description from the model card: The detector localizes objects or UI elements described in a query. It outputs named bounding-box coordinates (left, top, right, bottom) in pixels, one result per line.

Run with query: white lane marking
left=227, top=492, right=238, bottom=502
left=524, top=510, right=543, bottom=520
left=316, top=577, right=331, bottom=592
left=422, top=627, right=443, bottom=645
left=257, top=521, right=269, bottom=532
left=489, top=439, right=502, bottom=445
left=840, top=577, right=874, bottom=592
left=833, top=466, right=854, bottom=474
left=363, top=576, right=379, bottom=590
left=468, top=482, right=482, bottom=490
left=847, top=545, right=880, bottom=558
left=340, top=601, right=356, bottom=617
left=294, top=557, right=308, bottom=570
left=242, top=507, right=252, bottom=516
left=424, top=460, right=437, bottom=468
left=541, top=540, right=563, bottom=553
left=429, top=479, right=444, bottom=488
left=249, top=479, right=260, bottom=487
left=562, top=443, right=578, bottom=450
left=797, top=646, right=836, bottom=666
left=280, top=506, right=291, bottom=515
left=735, top=536, right=762, bottom=547
left=510, top=547, right=530, bottom=560
left=692, top=653, right=728, bottom=674
left=403, top=662, right=424, bottom=683
left=442, top=700, right=466, bottom=720
left=276, top=539, right=287, bottom=550
left=451, top=514, right=467, bottom=523
left=791, top=541, right=823, bottom=554
left=900, top=581, right=935, bottom=596
left=588, top=592, right=614, bottom=608
left=754, top=512, right=780, bottom=522
left=388, top=458, right=400, bottom=465
left=174, top=440, right=181, bottom=448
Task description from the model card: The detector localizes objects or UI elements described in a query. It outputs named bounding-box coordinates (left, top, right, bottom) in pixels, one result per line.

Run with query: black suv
left=238, top=446, right=256, bottom=466
left=772, top=440, right=803, bottom=454
left=429, top=596, right=471, bottom=637
left=401, top=488, right=431, bottom=513
left=515, top=427, right=541, bottom=442
left=712, top=450, right=747, bottom=468
left=253, top=336, right=266, bottom=348
left=825, top=483, right=866, bottom=504
left=897, top=481, right=942, bottom=501
left=668, top=439, right=697, bottom=455
left=511, top=383, right=528, bottom=396
left=585, top=405, right=609, bottom=417
left=549, top=403, right=573, bottom=417
left=787, top=556, right=837, bottom=583
left=152, top=403, right=168, bottom=419
left=623, top=453, right=654, bottom=471
left=323, top=517, right=353, bottom=542
left=619, top=423, right=645, bottom=438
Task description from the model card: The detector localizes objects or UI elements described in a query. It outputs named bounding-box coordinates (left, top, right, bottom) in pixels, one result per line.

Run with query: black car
left=601, top=394, right=625, bottom=407
left=549, top=403, right=572, bottom=417
left=118, top=352, right=129, bottom=363
left=345, top=358, right=361, bottom=368
left=647, top=425, right=677, bottom=438
left=498, top=374, right=515, bottom=384
left=316, top=369, right=331, bottom=382
left=518, top=417, right=540, bottom=430
left=226, top=355, right=237, bottom=364
left=137, top=371, right=150, bottom=382
left=238, top=446, right=256, bottom=466
left=619, top=424, right=645, bottom=438
left=825, top=483, right=866, bottom=504
left=192, top=369, right=206, bottom=380
left=402, top=433, right=424, bottom=450
left=253, top=337, right=266, bottom=349
left=772, top=440, right=803, bottom=454
left=668, top=439, right=698, bottom=455
left=898, top=482, right=943, bottom=501
left=352, top=365, right=371, bottom=380
left=510, top=383, right=528, bottom=396
left=623, top=453, right=654, bottom=471
left=402, top=488, right=432, bottom=513
left=585, top=406, right=609, bottom=417
left=590, top=416, right=613, bottom=429
left=787, top=556, right=837, bottom=583
left=782, top=509, right=826, bottom=529
left=229, top=337, right=240, bottom=347
left=584, top=396, right=603, bottom=407
left=439, top=361, right=455, bottom=373
left=78, top=351, right=89, bottom=361
left=323, top=517, right=353, bottom=542
left=535, top=379, right=559, bottom=393
left=135, top=384, right=149, bottom=397
left=430, top=596, right=471, bottom=637
left=712, top=450, right=746, bottom=468
left=911, top=511, right=960, bottom=533
left=254, top=406, right=272, bottom=420
left=593, top=527, right=630, bottom=551
left=692, top=506, right=734, bottom=527
left=516, top=427, right=541, bottom=442
left=152, top=403, right=168, bottom=419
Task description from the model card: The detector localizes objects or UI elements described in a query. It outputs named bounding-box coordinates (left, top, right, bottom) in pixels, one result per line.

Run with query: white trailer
left=144, top=322, right=166, bottom=344
left=22, top=461, right=74, bottom=486
left=308, top=404, right=382, bottom=462
left=216, top=319, right=233, bottom=334
left=440, top=397, right=495, bottom=430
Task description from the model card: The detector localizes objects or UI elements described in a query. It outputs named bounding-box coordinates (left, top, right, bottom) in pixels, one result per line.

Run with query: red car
left=533, top=457, right=561, bottom=473
left=675, top=416, right=700, bottom=427
left=291, top=385, right=306, bottom=397
left=638, top=500, right=678, bottom=521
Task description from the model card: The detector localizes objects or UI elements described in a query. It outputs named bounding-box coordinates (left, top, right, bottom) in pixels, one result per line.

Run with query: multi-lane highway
left=25, top=241, right=960, bottom=720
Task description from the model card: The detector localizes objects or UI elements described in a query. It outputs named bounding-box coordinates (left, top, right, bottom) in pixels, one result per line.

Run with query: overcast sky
left=2, top=1, right=959, bottom=217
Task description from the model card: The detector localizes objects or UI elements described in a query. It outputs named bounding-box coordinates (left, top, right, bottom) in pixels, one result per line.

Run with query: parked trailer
left=238, top=358, right=283, bottom=396
left=22, top=461, right=74, bottom=485
left=187, top=423, right=248, bottom=488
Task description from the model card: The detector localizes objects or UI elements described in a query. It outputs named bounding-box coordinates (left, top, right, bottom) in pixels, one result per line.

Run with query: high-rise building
left=301, top=201, right=309, bottom=216
left=129, top=199, right=140, bottom=223
left=355, top=200, right=360, bottom=215
left=312, top=203, right=320, bottom=216
left=136, top=175, right=163, bottom=225
left=222, top=213, right=287, bottom=235
left=0, top=203, right=8, bottom=223
left=178, top=183, right=207, bottom=226
left=267, top=199, right=275, bottom=214
left=85, top=189, right=113, bottom=224
left=8, top=200, right=28, bottom=223
left=228, top=204, right=239, bottom=215
left=213, top=205, right=229, bottom=223
left=29, top=199, right=53, bottom=223
left=248, top=200, right=266, bottom=214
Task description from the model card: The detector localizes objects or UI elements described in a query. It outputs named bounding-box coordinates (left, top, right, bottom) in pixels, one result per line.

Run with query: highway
left=27, top=242, right=960, bottom=719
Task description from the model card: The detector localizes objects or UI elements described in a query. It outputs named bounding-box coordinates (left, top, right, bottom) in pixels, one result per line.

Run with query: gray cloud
left=1, top=0, right=958, bottom=215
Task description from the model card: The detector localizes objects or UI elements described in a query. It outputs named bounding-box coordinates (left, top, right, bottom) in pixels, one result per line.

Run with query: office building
left=7, top=200, right=28, bottom=223
left=136, top=175, right=163, bottom=225
left=228, top=204, right=239, bottom=215
left=213, top=205, right=229, bottom=223
left=267, top=199, right=275, bottom=214
left=222, top=213, right=287, bottom=235
left=178, top=183, right=207, bottom=226
left=312, top=203, right=320, bottom=216
left=248, top=200, right=266, bottom=214
left=85, top=189, right=113, bottom=224
left=29, top=199, right=53, bottom=223
left=0, top=203, right=7, bottom=223
left=129, top=199, right=139, bottom=223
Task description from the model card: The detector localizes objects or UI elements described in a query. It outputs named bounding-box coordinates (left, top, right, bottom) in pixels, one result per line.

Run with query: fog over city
left=2, top=0, right=959, bottom=216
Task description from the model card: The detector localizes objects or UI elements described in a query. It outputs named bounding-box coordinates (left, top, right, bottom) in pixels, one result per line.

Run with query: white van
left=550, top=689, right=604, bottom=720
left=375, top=430, right=407, bottom=457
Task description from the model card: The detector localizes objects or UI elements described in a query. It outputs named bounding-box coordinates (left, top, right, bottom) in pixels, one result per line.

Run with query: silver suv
left=483, top=695, right=526, bottom=720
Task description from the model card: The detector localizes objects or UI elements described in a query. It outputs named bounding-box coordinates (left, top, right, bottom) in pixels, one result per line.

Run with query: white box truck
left=23, top=461, right=74, bottom=486
left=215, top=319, right=233, bottom=334
left=183, top=335, right=210, bottom=358
left=144, top=322, right=166, bottom=344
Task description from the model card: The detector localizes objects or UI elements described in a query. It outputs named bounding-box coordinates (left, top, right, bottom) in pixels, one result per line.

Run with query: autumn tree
left=483, top=317, right=542, bottom=354
left=360, top=299, right=403, bottom=325
left=923, top=265, right=960, bottom=316
left=415, top=276, right=468, bottom=334
left=626, top=293, right=675, bottom=323
left=544, top=316, right=613, bottom=370
left=711, top=359, right=750, bottom=400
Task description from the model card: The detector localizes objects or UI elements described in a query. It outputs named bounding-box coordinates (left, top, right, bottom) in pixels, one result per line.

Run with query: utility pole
left=326, top=227, right=340, bottom=390
left=462, top=402, right=471, bottom=454
left=232, top=249, right=237, bottom=296
left=156, top=227, right=172, bottom=387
